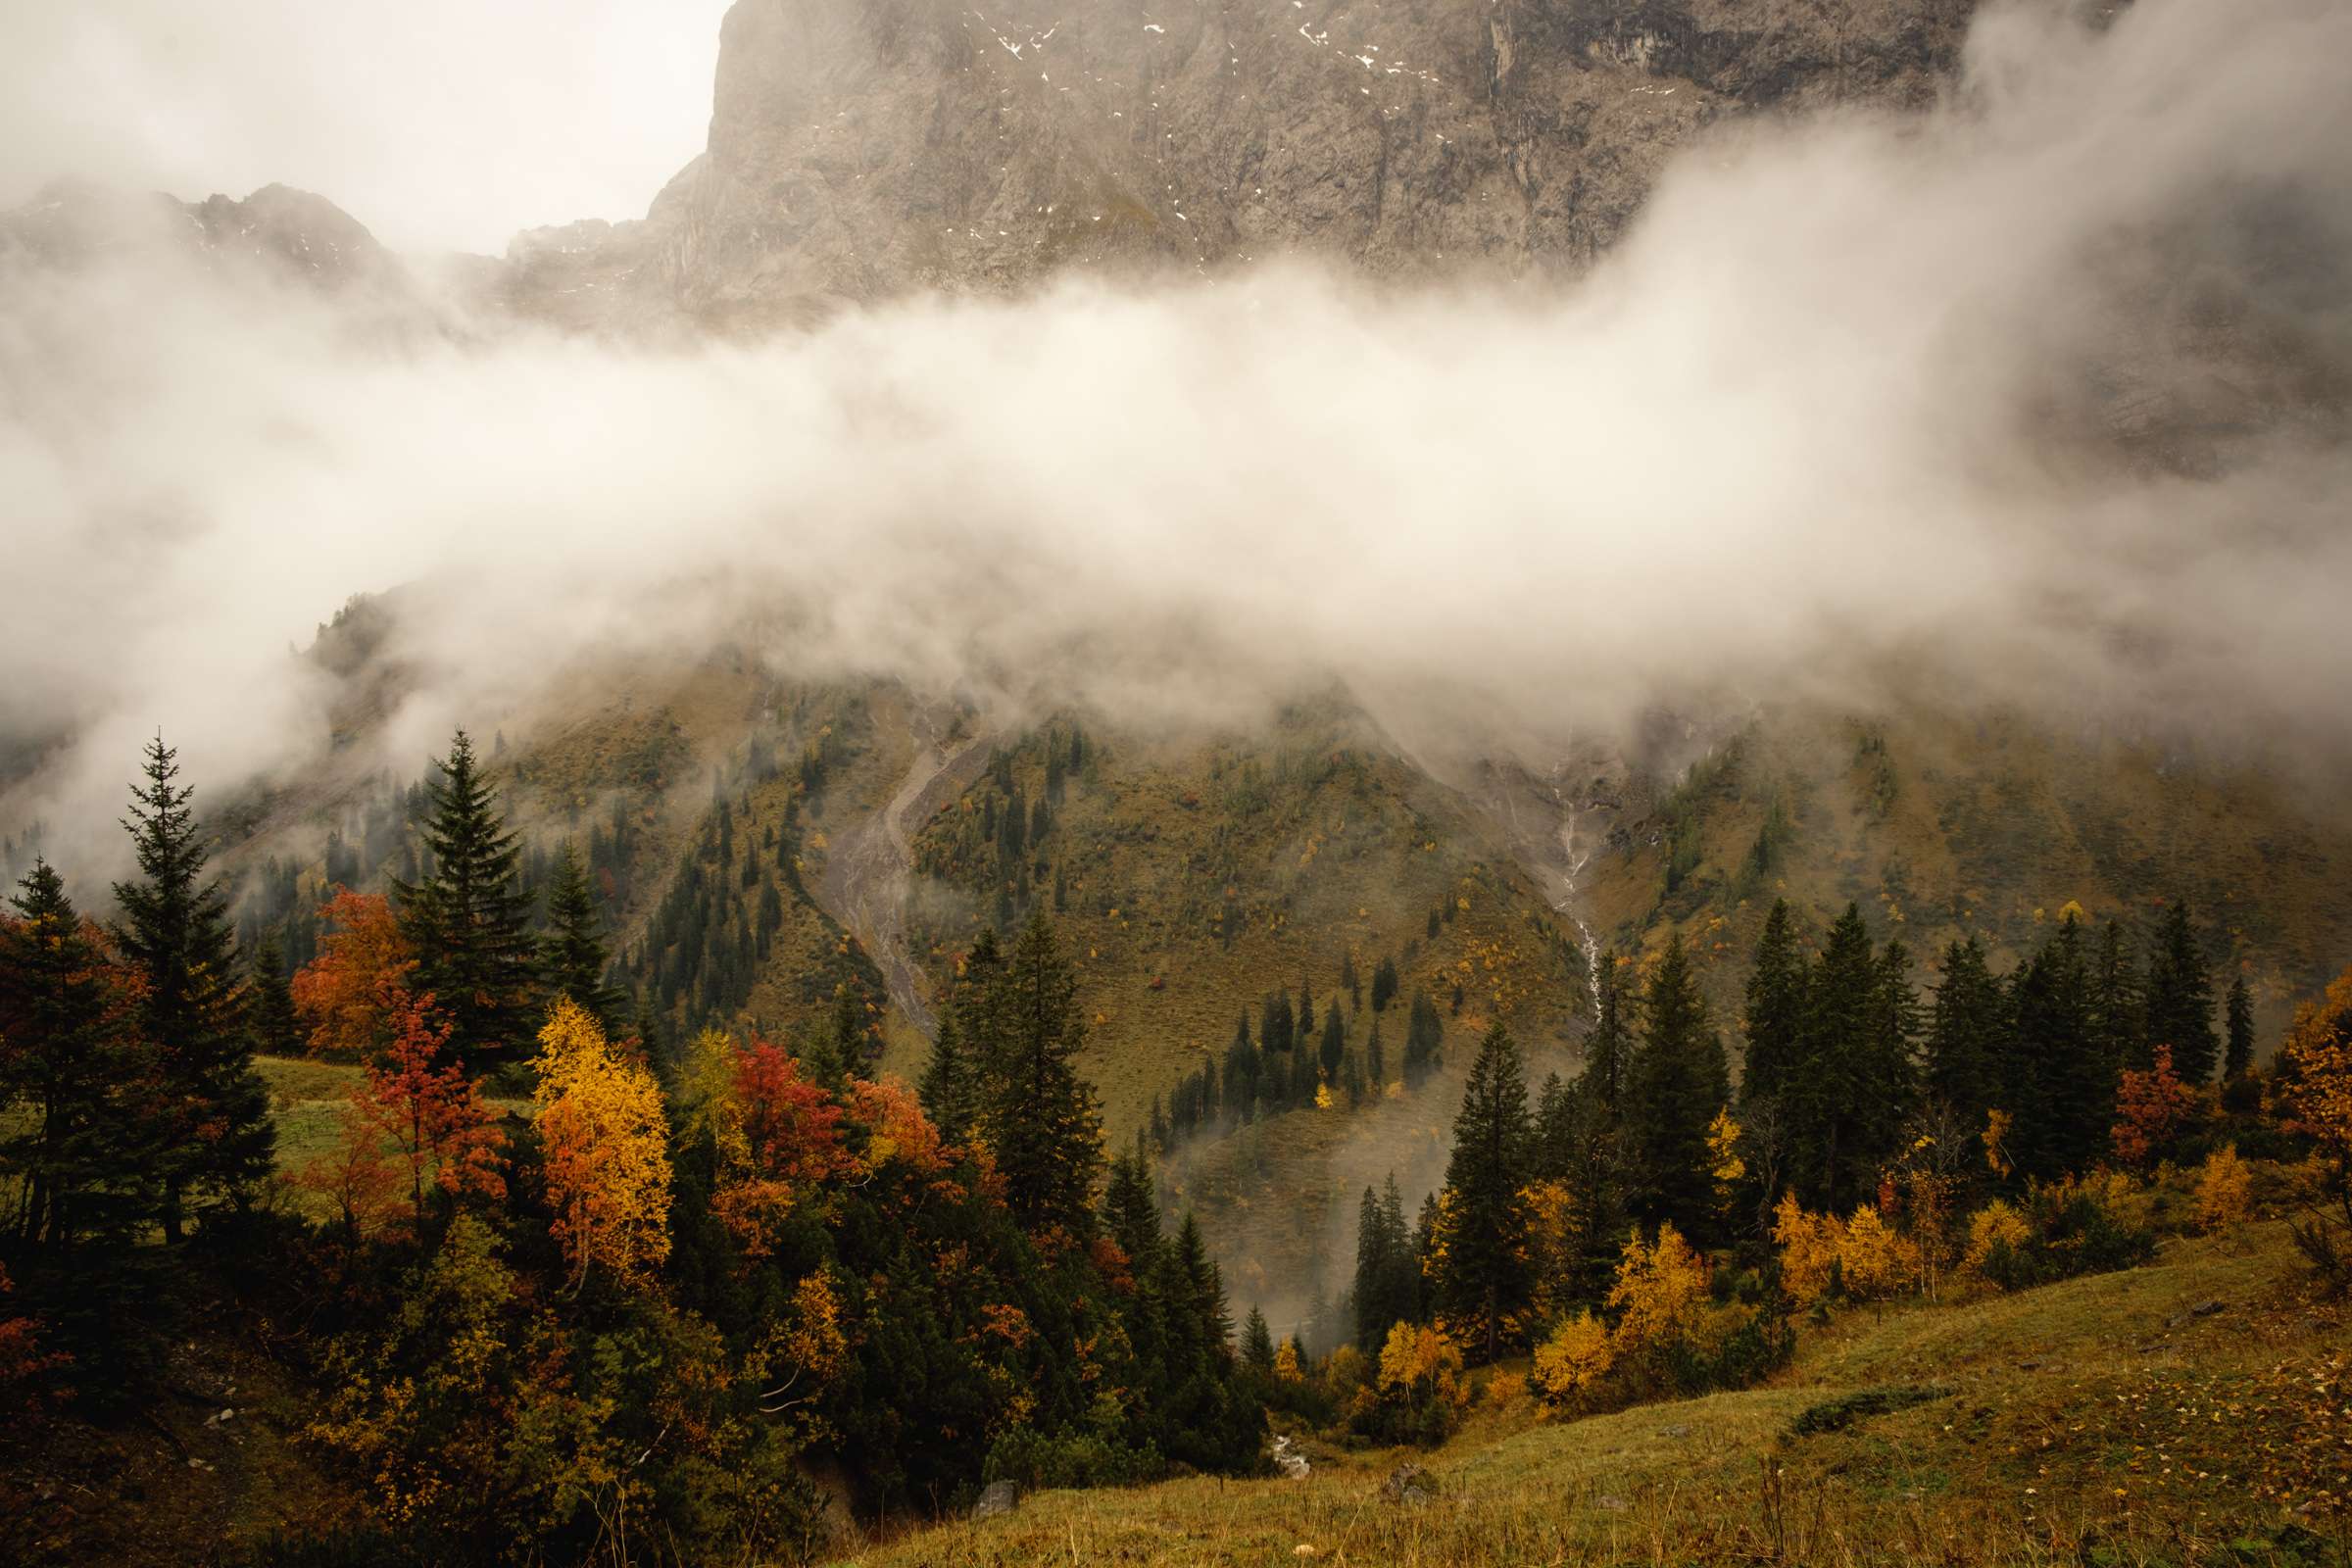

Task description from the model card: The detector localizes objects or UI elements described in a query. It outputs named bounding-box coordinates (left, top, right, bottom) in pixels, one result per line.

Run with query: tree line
left=1355, top=893, right=2264, bottom=1375
left=0, top=729, right=1260, bottom=1563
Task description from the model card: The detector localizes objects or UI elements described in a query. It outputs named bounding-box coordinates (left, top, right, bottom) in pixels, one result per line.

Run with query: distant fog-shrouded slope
left=148, top=597, right=2352, bottom=1326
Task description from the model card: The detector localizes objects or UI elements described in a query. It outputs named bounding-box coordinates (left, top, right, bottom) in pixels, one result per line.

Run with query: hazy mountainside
left=170, top=601, right=2352, bottom=1327
left=505, top=0, right=1976, bottom=328
left=0, top=179, right=408, bottom=294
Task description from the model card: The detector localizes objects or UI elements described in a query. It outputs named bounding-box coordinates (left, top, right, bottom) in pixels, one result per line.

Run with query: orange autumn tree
left=2111, top=1046, right=2200, bottom=1169
left=291, top=890, right=416, bottom=1058
left=700, top=1036, right=852, bottom=1257
left=533, top=1001, right=672, bottom=1291
left=2281, top=966, right=2352, bottom=1279
left=285, top=1103, right=405, bottom=1244
left=359, top=982, right=506, bottom=1211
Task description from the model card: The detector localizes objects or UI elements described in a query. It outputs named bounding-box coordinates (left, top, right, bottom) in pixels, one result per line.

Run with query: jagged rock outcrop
left=512, top=0, right=1976, bottom=329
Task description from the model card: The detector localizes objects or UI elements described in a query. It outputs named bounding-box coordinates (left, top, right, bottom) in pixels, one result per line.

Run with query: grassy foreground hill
left=841, top=1219, right=2348, bottom=1567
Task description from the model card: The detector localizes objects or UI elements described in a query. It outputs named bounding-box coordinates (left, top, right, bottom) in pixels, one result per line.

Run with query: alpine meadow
left=3, top=1, right=2351, bottom=1565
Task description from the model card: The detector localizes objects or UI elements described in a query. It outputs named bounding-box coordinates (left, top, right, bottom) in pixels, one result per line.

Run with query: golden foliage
left=1606, top=1223, right=1709, bottom=1357
left=847, top=1075, right=950, bottom=1177
left=2283, top=967, right=2352, bottom=1177
left=1835, top=1203, right=1920, bottom=1301
left=1962, top=1200, right=2032, bottom=1280
left=750, top=1272, right=849, bottom=1424
left=1272, top=1339, right=1303, bottom=1384
left=1530, top=1310, right=1613, bottom=1406
left=532, top=1001, right=674, bottom=1291
left=1984, top=1107, right=2015, bottom=1180
left=2193, top=1144, right=2254, bottom=1235
left=1773, top=1193, right=1844, bottom=1307
left=1377, top=1321, right=1464, bottom=1409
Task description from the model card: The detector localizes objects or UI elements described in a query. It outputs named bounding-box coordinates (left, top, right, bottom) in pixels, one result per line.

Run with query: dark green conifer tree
left=1624, top=935, right=1730, bottom=1238
left=1435, top=1022, right=1535, bottom=1362
left=249, top=932, right=305, bottom=1058
left=1242, top=1305, right=1276, bottom=1375
left=1366, top=1015, right=1387, bottom=1088
left=1220, top=1010, right=1258, bottom=1123
left=1317, top=1001, right=1354, bottom=1086
left=970, top=909, right=1104, bottom=1238
left=918, top=1010, right=975, bottom=1142
left=539, top=844, right=622, bottom=1032
left=0, top=863, right=165, bottom=1250
left=2009, top=915, right=2104, bottom=1178
left=1778, top=906, right=1914, bottom=1213
left=114, top=737, right=273, bottom=1238
left=393, top=730, right=539, bottom=1058
left=1402, top=990, right=1444, bottom=1087
left=2089, top=918, right=2141, bottom=1079
left=1925, top=935, right=2006, bottom=1135
left=1102, top=1151, right=1164, bottom=1277
left=2225, top=972, right=2256, bottom=1080
left=1349, top=1175, right=1418, bottom=1349
left=1740, top=901, right=1806, bottom=1112
left=2143, top=902, right=2220, bottom=1082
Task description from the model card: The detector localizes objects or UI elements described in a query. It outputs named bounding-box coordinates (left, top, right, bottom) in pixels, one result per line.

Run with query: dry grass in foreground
left=840, top=1221, right=2348, bottom=1567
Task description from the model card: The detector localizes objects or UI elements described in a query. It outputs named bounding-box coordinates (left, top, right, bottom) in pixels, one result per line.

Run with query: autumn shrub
left=2194, top=1144, right=2254, bottom=1234
left=1834, top=1205, right=1921, bottom=1301
left=1367, top=1321, right=1466, bottom=1446
left=1962, top=1200, right=2033, bottom=1285
left=1967, top=1176, right=2155, bottom=1291
left=1530, top=1310, right=1613, bottom=1409
left=1607, top=1223, right=1710, bottom=1363
left=2280, top=966, right=2352, bottom=1292
left=1773, top=1195, right=1844, bottom=1308
left=2112, top=1047, right=2205, bottom=1168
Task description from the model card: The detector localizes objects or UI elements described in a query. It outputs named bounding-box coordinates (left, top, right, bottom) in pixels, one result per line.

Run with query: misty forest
left=4, top=1, right=2352, bottom=1565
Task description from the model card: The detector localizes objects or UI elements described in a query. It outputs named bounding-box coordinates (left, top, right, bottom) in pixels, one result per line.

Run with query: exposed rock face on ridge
left=512, top=0, right=1977, bottom=329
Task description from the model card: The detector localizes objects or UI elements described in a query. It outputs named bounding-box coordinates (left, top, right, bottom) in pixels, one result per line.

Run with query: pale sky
left=0, top=0, right=735, bottom=254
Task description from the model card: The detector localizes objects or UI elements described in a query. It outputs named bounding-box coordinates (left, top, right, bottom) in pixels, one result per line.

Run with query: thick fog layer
left=2, top=0, right=2349, bottom=871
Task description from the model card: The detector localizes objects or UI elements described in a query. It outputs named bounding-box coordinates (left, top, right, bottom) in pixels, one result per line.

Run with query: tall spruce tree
left=1403, top=990, right=1445, bottom=1088
left=1925, top=936, right=2007, bottom=1136
left=1352, top=1175, right=1417, bottom=1348
left=0, top=862, right=165, bottom=1250
left=2089, top=919, right=2142, bottom=1080
left=2143, top=902, right=2220, bottom=1082
left=1740, top=901, right=1806, bottom=1113
left=539, top=844, right=622, bottom=1033
left=114, top=737, right=273, bottom=1239
left=2225, top=972, right=2256, bottom=1080
left=1625, top=934, right=1731, bottom=1238
left=394, top=730, right=538, bottom=1059
left=970, top=909, right=1103, bottom=1237
left=1779, top=906, right=1914, bottom=1214
left=249, top=933, right=305, bottom=1058
left=1242, top=1306, right=1276, bottom=1375
left=1437, top=1022, right=1538, bottom=1362
left=918, top=1010, right=976, bottom=1142
left=2010, top=915, right=2108, bottom=1178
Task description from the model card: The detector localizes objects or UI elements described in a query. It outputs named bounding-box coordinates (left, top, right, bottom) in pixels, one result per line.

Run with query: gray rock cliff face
left=512, top=0, right=1977, bottom=329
